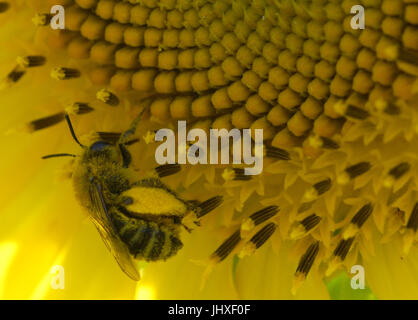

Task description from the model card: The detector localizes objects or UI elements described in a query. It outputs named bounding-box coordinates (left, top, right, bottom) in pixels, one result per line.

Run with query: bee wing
left=88, top=181, right=140, bottom=281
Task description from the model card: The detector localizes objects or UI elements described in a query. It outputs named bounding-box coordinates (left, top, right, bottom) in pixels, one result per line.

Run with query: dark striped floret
left=28, top=112, right=65, bottom=131
left=97, top=89, right=120, bottom=106
left=333, top=237, right=355, bottom=260
left=406, top=202, right=418, bottom=232
left=155, top=163, right=181, bottom=178
left=345, top=105, right=370, bottom=119
left=345, top=162, right=372, bottom=179
left=296, top=241, right=319, bottom=275
left=97, top=132, right=122, bottom=144
left=70, top=102, right=94, bottom=115
left=248, top=206, right=279, bottom=226
left=231, top=168, right=252, bottom=181
left=265, top=146, right=290, bottom=160
left=7, top=66, right=25, bottom=83
left=33, top=13, right=53, bottom=26
left=313, top=178, right=332, bottom=195
left=196, top=195, right=223, bottom=218
left=300, top=214, right=322, bottom=232
left=320, top=137, right=339, bottom=149
left=211, top=230, right=241, bottom=262
left=351, top=203, right=373, bottom=228
left=52, top=67, right=81, bottom=80
left=17, top=55, right=46, bottom=68
left=388, top=162, right=410, bottom=179
left=248, top=223, right=276, bottom=249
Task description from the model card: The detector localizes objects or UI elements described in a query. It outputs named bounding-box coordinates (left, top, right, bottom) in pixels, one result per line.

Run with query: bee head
left=89, top=141, right=112, bottom=152
left=86, top=140, right=121, bottom=163
left=42, top=114, right=132, bottom=167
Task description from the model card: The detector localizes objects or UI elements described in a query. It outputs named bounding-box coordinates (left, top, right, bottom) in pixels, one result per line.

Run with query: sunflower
left=0, top=0, right=417, bottom=300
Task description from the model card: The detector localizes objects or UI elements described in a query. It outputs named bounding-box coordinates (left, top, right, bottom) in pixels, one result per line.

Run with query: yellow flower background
left=0, top=0, right=417, bottom=299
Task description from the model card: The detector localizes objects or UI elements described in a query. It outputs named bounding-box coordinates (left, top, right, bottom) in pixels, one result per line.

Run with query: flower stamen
left=51, top=67, right=81, bottom=80
left=290, top=213, right=322, bottom=240
left=96, top=88, right=120, bottom=106
left=343, top=203, right=373, bottom=239
left=326, top=237, right=355, bottom=277
left=240, top=205, right=279, bottom=238
left=16, top=56, right=46, bottom=68
left=238, top=222, right=277, bottom=258
left=292, top=241, right=320, bottom=295
left=25, top=112, right=65, bottom=132
left=222, top=167, right=252, bottom=181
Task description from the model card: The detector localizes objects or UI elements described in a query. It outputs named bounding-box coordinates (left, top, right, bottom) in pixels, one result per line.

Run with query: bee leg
left=181, top=223, right=193, bottom=233
left=119, top=105, right=150, bottom=145
left=155, top=163, right=181, bottom=178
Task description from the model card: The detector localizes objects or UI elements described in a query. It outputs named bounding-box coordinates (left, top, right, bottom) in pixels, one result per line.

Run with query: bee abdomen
left=111, top=211, right=183, bottom=261
left=139, top=227, right=165, bottom=261
left=140, top=225, right=183, bottom=262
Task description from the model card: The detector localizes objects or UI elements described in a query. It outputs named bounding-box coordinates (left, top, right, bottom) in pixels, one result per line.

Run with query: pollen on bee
left=50, top=67, right=81, bottom=80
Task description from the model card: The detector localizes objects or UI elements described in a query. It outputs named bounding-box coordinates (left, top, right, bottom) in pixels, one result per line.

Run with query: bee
left=43, top=110, right=223, bottom=280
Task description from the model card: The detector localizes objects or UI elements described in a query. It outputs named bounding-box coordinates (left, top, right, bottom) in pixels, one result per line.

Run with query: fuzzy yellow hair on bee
left=43, top=111, right=223, bottom=281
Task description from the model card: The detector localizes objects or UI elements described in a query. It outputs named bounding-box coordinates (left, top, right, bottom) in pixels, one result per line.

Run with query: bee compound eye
left=90, top=141, right=112, bottom=152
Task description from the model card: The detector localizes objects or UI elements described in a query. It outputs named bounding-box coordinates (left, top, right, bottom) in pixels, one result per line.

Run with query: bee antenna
left=65, top=114, right=85, bottom=147
left=42, top=153, right=77, bottom=159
